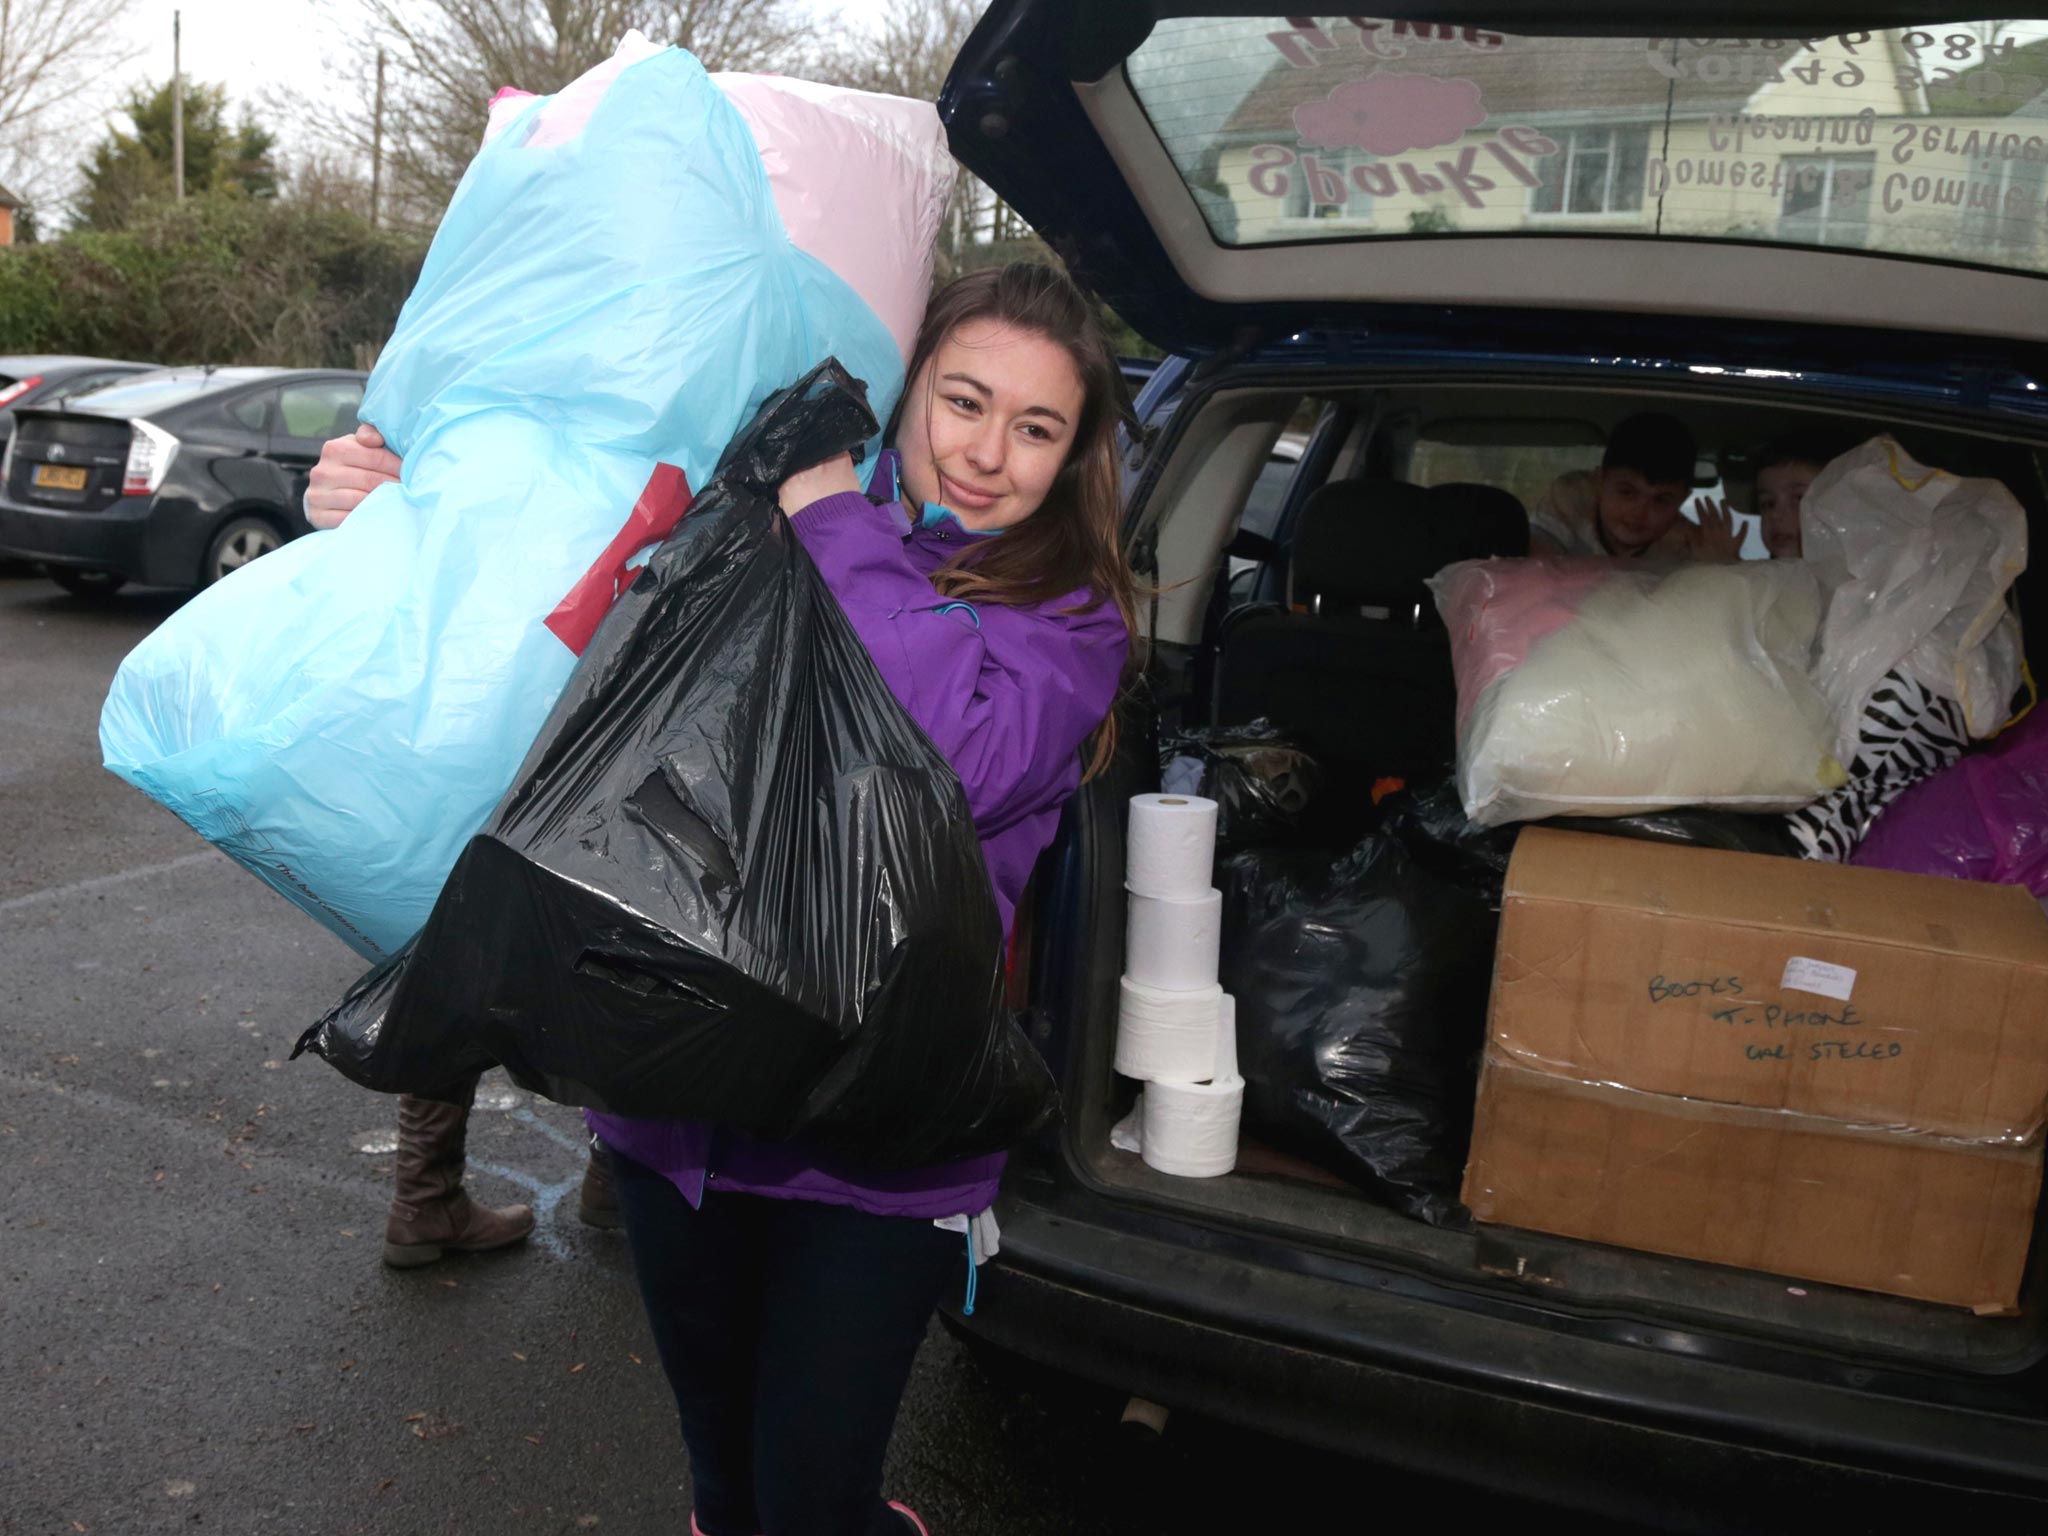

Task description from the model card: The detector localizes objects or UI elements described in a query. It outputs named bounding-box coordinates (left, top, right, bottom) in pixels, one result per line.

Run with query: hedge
left=0, top=194, right=426, bottom=369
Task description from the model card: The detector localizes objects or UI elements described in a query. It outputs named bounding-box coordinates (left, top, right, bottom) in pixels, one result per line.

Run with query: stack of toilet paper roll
left=1112, top=793, right=1243, bottom=1178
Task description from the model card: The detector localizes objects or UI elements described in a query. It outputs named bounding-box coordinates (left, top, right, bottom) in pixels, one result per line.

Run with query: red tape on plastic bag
left=544, top=463, right=694, bottom=656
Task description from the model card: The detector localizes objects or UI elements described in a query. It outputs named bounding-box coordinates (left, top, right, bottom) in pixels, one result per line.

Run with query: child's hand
left=776, top=453, right=862, bottom=517
left=306, top=424, right=403, bottom=529
left=1689, top=496, right=1744, bottom=560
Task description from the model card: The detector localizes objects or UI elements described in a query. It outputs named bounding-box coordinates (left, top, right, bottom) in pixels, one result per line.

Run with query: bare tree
left=0, top=0, right=145, bottom=214
left=811, top=0, right=979, bottom=103
left=811, top=0, right=1010, bottom=280
left=662, top=0, right=814, bottom=74
left=305, top=0, right=815, bottom=229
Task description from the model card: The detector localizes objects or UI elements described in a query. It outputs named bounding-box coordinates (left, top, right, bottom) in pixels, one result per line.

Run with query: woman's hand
left=776, top=452, right=862, bottom=518
left=305, top=424, right=403, bottom=529
left=1687, top=496, right=1745, bottom=561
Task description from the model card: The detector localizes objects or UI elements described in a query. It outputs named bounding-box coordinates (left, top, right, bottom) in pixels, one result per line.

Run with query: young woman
left=306, top=261, right=1139, bottom=1535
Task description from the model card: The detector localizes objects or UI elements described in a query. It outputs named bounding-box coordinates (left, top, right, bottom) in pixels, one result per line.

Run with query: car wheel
left=203, top=517, right=284, bottom=585
left=48, top=567, right=130, bottom=598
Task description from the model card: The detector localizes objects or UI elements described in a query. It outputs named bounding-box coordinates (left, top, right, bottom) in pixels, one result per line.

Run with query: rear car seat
left=1210, top=478, right=1528, bottom=780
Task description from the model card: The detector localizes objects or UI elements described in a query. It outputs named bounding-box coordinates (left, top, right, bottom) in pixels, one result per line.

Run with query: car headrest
left=1428, top=481, right=1531, bottom=561
left=1290, top=479, right=1440, bottom=604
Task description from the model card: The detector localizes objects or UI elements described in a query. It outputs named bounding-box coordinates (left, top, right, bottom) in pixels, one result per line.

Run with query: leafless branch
left=0, top=0, right=145, bottom=206
left=298, top=0, right=822, bottom=228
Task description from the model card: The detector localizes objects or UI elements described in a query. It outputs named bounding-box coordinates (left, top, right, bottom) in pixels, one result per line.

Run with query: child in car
left=1749, top=434, right=1852, bottom=560
left=1529, top=412, right=1742, bottom=560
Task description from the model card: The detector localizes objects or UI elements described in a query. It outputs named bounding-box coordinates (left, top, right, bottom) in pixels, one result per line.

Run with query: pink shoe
left=888, top=1502, right=931, bottom=1535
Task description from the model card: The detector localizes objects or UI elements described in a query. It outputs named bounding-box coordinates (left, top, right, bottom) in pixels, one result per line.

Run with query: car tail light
left=123, top=419, right=179, bottom=496
left=0, top=375, right=42, bottom=408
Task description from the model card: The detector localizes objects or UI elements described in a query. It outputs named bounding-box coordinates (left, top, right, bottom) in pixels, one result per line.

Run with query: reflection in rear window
left=1127, top=18, right=2048, bottom=276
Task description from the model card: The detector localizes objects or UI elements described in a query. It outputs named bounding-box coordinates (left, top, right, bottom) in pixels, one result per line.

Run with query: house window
left=1961, top=155, right=2048, bottom=258
left=1281, top=149, right=1376, bottom=223
left=1531, top=126, right=1650, bottom=216
left=1779, top=154, right=1875, bottom=249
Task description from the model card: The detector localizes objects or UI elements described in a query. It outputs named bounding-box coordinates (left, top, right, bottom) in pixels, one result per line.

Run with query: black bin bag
left=1381, top=778, right=1800, bottom=913
left=295, top=360, right=1056, bottom=1167
left=1220, top=832, right=1497, bottom=1228
left=1219, top=780, right=1803, bottom=1223
left=1159, top=717, right=1324, bottom=851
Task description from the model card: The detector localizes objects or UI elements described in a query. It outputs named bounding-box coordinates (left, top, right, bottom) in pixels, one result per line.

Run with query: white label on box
left=1781, top=956, right=1857, bottom=1002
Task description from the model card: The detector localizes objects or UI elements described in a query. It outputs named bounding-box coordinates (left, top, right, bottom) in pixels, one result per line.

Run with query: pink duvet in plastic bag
left=1431, top=556, right=1842, bottom=827
left=1434, top=556, right=1613, bottom=730
left=486, top=34, right=950, bottom=367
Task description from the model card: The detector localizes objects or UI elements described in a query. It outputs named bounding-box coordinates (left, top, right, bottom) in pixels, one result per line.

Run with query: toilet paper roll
left=1110, top=1096, right=1145, bottom=1155
left=1140, top=1075, right=1243, bottom=1178
left=1215, top=991, right=1238, bottom=1083
left=1125, top=888, right=1222, bottom=991
left=1114, top=977, right=1223, bottom=1083
left=1126, top=793, right=1218, bottom=898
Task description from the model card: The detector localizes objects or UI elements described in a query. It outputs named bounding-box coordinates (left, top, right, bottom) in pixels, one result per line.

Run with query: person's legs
left=748, top=1199, right=963, bottom=1536
left=579, top=1132, right=623, bottom=1228
left=611, top=1148, right=768, bottom=1536
left=382, top=1074, right=535, bottom=1267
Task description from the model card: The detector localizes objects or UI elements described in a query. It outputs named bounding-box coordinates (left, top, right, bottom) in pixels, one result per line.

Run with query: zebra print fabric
left=1786, top=669, right=1970, bottom=862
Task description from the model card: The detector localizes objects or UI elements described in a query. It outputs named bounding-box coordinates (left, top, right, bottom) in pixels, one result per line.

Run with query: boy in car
left=1530, top=411, right=1741, bottom=560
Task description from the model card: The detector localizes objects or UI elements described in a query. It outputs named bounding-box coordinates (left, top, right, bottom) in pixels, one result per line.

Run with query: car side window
left=276, top=380, right=364, bottom=441
left=229, top=390, right=277, bottom=432
left=1224, top=446, right=1307, bottom=603
left=1240, top=453, right=1299, bottom=541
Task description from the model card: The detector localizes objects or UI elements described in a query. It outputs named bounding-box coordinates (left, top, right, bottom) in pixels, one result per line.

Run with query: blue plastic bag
left=100, top=46, right=905, bottom=959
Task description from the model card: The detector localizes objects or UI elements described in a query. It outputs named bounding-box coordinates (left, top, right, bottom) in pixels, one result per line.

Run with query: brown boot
left=382, top=1091, right=535, bottom=1268
left=578, top=1138, right=622, bottom=1230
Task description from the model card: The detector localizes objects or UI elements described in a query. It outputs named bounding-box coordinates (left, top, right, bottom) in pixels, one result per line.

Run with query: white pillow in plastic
left=1434, top=558, right=1847, bottom=828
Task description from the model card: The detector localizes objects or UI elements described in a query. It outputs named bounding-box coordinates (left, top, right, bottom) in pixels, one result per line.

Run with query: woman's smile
left=937, top=471, right=1001, bottom=511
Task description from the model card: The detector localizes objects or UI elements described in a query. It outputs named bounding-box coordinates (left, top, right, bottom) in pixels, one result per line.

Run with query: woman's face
left=895, top=318, right=1087, bottom=532
left=1756, top=460, right=1821, bottom=559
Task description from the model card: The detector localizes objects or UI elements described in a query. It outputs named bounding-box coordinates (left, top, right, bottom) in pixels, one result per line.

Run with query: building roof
left=1220, top=36, right=1793, bottom=137
left=0, top=184, right=21, bottom=211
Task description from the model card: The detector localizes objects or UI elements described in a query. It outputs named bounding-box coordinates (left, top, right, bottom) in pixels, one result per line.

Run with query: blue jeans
left=608, top=1146, right=962, bottom=1536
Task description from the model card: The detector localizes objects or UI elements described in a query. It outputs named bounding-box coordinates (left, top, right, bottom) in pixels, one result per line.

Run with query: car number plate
left=34, top=464, right=89, bottom=492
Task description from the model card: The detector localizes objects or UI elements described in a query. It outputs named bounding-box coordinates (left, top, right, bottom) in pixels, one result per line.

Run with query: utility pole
left=173, top=10, right=186, bottom=202
left=371, top=49, right=386, bottom=228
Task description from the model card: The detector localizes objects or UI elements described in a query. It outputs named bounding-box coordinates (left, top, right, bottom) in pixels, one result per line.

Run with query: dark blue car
left=939, top=5, right=2048, bottom=1526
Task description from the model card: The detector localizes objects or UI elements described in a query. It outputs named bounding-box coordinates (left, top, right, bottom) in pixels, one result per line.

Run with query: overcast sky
left=81, top=0, right=894, bottom=174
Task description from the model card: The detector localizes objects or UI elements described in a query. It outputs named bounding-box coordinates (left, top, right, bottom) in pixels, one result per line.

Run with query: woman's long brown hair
left=888, top=262, right=1140, bottom=779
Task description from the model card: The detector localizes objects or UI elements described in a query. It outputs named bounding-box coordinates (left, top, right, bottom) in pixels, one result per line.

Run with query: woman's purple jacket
left=587, top=452, right=1127, bottom=1219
